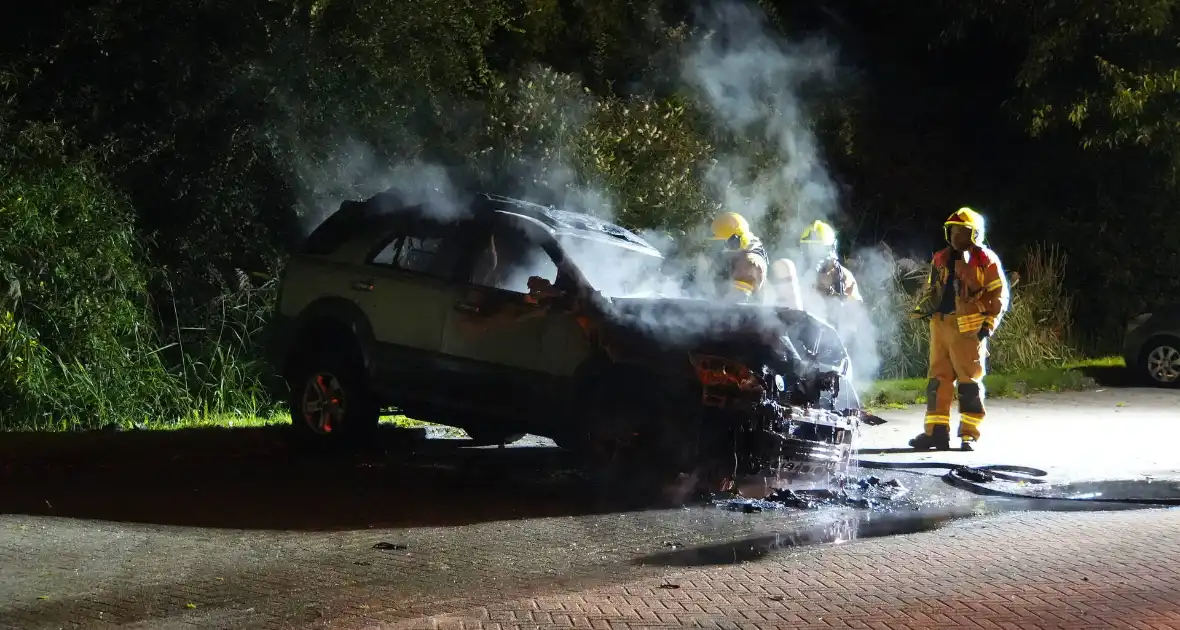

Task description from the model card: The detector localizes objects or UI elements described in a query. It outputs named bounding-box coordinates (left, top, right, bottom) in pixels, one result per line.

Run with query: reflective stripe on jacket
left=912, top=245, right=1010, bottom=332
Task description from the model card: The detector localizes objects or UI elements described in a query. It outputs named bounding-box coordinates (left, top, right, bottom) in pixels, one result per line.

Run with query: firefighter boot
left=958, top=431, right=977, bottom=452
left=909, top=424, right=951, bottom=451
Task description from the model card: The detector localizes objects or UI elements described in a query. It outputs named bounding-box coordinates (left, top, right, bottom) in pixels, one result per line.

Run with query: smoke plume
left=673, top=0, right=893, bottom=389
left=290, top=137, right=474, bottom=235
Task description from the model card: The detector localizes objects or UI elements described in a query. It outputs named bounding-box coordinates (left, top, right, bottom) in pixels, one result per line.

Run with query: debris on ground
left=710, top=475, right=908, bottom=512
left=857, top=412, right=888, bottom=426
left=372, top=542, right=408, bottom=550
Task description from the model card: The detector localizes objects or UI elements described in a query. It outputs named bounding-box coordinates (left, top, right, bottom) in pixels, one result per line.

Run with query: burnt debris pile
left=712, top=475, right=909, bottom=512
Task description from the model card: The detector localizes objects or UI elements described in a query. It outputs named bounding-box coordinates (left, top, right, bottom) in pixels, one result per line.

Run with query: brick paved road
left=0, top=494, right=959, bottom=629
left=366, top=508, right=1180, bottom=630
left=6, top=506, right=1174, bottom=629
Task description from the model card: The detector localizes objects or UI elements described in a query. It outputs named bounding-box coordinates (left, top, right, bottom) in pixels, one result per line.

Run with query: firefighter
left=798, top=220, right=865, bottom=415
left=707, top=212, right=770, bottom=302
left=909, top=207, right=1010, bottom=451
left=799, top=220, right=862, bottom=304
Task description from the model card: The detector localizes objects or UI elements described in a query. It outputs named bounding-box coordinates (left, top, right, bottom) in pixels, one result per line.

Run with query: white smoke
left=683, top=2, right=840, bottom=241
left=671, top=0, right=894, bottom=390
left=287, top=133, right=473, bottom=237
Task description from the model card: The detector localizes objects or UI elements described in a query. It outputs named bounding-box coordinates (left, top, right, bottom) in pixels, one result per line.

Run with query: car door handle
left=351, top=279, right=375, bottom=292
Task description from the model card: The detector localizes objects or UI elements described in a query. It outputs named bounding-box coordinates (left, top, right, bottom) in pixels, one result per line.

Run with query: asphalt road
left=1, top=386, right=1177, bottom=629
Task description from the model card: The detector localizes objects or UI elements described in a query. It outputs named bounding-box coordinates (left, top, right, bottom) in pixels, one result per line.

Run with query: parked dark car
left=1122, top=303, right=1180, bottom=387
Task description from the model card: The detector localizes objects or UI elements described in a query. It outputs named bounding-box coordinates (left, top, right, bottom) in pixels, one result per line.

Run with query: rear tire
left=285, top=333, right=380, bottom=450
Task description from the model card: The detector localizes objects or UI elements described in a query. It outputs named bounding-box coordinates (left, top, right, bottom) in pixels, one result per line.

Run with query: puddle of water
left=633, top=503, right=985, bottom=567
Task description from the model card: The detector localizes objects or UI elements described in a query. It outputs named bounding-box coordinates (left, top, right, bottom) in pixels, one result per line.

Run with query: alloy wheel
left=1147, top=344, right=1180, bottom=384
left=301, top=372, right=347, bottom=434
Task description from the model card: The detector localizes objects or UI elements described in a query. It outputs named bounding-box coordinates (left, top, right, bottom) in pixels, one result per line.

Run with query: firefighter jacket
left=912, top=245, right=1010, bottom=333
left=718, top=235, right=769, bottom=300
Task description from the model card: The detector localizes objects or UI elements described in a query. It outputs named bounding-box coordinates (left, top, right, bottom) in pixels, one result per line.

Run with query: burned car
left=267, top=191, right=861, bottom=494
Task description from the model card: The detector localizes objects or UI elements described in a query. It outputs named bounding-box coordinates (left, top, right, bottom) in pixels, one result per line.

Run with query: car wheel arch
left=285, top=298, right=377, bottom=376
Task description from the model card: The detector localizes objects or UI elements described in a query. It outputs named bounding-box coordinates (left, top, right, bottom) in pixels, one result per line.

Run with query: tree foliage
left=945, top=0, right=1180, bottom=163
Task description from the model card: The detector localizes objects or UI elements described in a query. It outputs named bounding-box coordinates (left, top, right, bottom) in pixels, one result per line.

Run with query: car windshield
left=557, top=233, right=671, bottom=298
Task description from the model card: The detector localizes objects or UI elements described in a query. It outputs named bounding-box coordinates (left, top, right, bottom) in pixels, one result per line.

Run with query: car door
left=353, top=213, right=474, bottom=399
left=438, top=214, right=581, bottom=412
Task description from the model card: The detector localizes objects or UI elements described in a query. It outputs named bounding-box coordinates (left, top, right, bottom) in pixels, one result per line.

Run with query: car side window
left=367, top=220, right=461, bottom=279
left=470, top=218, right=558, bottom=294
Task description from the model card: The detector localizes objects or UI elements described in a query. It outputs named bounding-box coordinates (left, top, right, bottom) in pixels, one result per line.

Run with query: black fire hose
left=849, top=458, right=1180, bottom=506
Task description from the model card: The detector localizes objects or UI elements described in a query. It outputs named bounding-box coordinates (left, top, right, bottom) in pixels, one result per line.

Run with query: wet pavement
left=1, top=388, right=1179, bottom=629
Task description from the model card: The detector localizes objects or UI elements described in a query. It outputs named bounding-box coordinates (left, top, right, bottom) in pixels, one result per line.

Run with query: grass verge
left=864, top=356, right=1124, bottom=408
left=146, top=411, right=453, bottom=430
left=139, top=411, right=470, bottom=437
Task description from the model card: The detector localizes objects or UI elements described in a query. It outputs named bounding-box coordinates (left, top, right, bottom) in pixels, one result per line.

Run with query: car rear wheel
left=287, top=338, right=381, bottom=447
left=1141, top=338, right=1180, bottom=388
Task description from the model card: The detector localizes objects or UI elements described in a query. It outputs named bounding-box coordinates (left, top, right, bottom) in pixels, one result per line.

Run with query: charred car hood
left=597, top=296, right=850, bottom=377
left=605, top=297, right=830, bottom=347
left=606, top=297, right=791, bottom=340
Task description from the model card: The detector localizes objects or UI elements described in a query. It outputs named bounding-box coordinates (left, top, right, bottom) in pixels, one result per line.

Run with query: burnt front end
left=688, top=335, right=858, bottom=495
left=587, top=297, right=862, bottom=495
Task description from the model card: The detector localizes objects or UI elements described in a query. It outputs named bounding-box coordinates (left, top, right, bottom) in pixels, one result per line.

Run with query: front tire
left=286, top=335, right=381, bottom=448
left=1141, top=337, right=1180, bottom=388
left=573, top=369, right=696, bottom=493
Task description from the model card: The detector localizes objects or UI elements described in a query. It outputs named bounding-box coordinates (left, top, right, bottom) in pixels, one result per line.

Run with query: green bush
left=0, top=123, right=190, bottom=430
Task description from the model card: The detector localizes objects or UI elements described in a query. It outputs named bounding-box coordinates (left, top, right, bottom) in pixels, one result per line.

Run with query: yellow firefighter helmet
left=799, top=220, right=837, bottom=247
left=944, top=207, right=986, bottom=246
left=709, top=212, right=752, bottom=250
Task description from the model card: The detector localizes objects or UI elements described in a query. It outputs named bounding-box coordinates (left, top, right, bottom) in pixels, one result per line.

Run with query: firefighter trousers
left=924, top=313, right=988, bottom=441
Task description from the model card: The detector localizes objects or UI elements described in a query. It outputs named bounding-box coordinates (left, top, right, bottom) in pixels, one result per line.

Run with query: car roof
left=302, top=189, right=660, bottom=256
left=476, top=194, right=660, bottom=255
